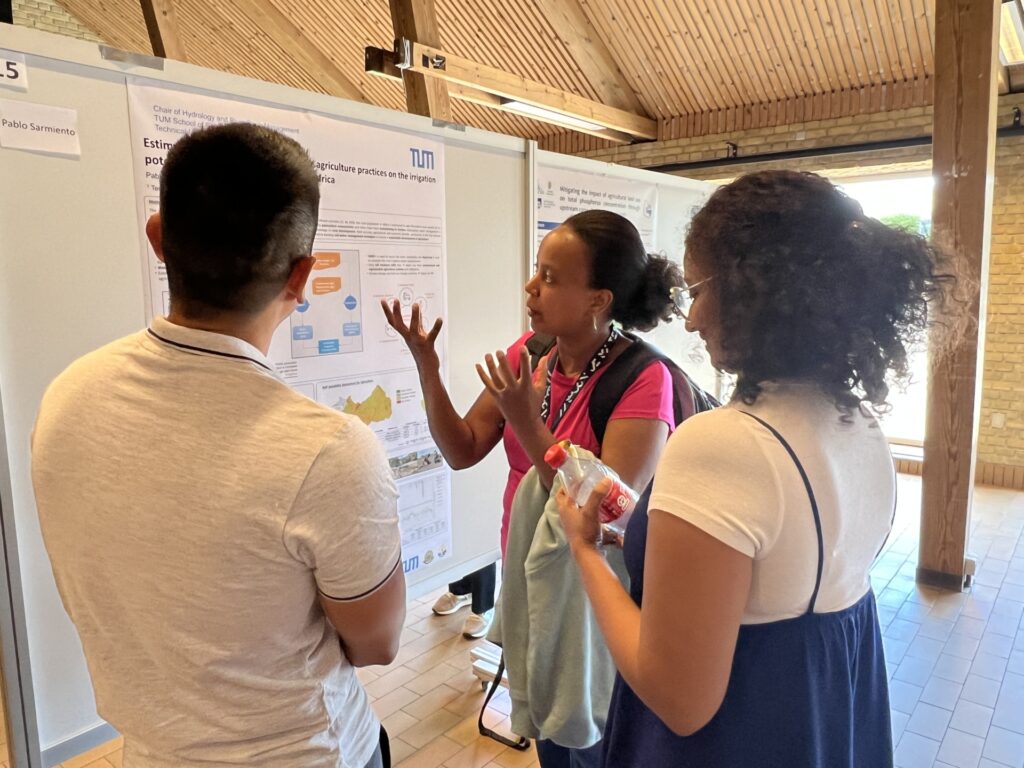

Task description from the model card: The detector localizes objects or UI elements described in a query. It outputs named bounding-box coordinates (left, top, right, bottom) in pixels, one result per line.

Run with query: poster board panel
left=0, top=25, right=524, bottom=756
left=534, top=150, right=718, bottom=395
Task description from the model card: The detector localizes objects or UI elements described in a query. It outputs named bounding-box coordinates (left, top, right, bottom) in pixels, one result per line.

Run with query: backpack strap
left=477, top=652, right=531, bottom=750
left=588, top=334, right=719, bottom=446
left=524, top=332, right=556, bottom=372
left=688, top=376, right=721, bottom=414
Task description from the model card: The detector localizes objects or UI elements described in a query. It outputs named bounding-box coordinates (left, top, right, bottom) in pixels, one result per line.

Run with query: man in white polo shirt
left=31, top=123, right=404, bottom=768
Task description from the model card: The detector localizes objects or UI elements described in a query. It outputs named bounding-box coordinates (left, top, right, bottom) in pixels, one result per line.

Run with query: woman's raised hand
left=476, top=346, right=543, bottom=433
left=381, top=299, right=443, bottom=372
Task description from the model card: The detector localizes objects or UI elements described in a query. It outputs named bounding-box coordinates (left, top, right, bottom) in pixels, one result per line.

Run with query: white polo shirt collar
left=147, top=315, right=275, bottom=374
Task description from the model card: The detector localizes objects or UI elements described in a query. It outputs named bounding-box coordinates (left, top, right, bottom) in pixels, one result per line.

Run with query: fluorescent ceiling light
left=1002, top=1, right=1024, bottom=65
left=499, top=99, right=604, bottom=131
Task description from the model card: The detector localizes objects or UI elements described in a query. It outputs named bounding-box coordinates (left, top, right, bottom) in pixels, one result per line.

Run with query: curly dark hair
left=563, top=210, right=683, bottom=331
left=685, top=170, right=955, bottom=413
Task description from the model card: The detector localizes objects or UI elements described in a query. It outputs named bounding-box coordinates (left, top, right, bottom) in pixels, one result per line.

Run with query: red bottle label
left=598, top=480, right=637, bottom=523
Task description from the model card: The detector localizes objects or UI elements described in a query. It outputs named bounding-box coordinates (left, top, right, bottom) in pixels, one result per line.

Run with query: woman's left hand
left=476, top=347, right=543, bottom=432
left=556, top=485, right=605, bottom=552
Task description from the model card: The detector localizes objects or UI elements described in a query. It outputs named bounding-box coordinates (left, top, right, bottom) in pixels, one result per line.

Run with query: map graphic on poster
left=126, top=83, right=452, bottom=576
left=314, top=368, right=430, bottom=454
left=342, top=384, right=392, bottom=424
left=291, top=249, right=363, bottom=357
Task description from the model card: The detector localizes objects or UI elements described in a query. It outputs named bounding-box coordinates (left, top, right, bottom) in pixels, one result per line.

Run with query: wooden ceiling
left=58, top=0, right=955, bottom=146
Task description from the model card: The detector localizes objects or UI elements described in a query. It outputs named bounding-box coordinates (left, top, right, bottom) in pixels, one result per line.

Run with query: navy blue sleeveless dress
left=602, top=413, right=893, bottom=767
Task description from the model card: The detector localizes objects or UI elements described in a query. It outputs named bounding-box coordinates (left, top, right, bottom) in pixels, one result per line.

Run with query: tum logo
left=410, top=148, right=435, bottom=170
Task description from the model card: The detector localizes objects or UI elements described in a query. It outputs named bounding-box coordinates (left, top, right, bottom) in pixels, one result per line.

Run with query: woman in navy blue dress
left=558, top=171, right=956, bottom=767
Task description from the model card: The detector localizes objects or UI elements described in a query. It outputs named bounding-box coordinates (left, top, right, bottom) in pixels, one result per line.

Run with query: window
left=839, top=175, right=934, bottom=445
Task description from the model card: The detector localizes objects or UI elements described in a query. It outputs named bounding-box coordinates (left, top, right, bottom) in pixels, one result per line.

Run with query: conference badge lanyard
left=540, top=327, right=620, bottom=432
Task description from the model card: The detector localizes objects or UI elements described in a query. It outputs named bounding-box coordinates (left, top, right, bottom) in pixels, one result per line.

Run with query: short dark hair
left=563, top=210, right=683, bottom=332
left=159, top=123, right=320, bottom=317
left=685, top=170, right=955, bottom=413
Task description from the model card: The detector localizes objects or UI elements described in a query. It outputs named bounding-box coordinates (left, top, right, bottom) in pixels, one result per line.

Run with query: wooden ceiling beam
left=366, top=47, right=500, bottom=106
left=139, top=0, right=186, bottom=61
left=398, top=40, right=656, bottom=139
left=389, top=0, right=452, bottom=121
left=1009, top=62, right=1024, bottom=91
left=532, top=0, right=644, bottom=114
left=220, top=0, right=366, bottom=103
left=366, top=45, right=633, bottom=143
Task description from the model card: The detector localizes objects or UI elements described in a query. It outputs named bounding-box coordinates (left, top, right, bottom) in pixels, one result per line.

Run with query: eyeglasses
left=670, top=276, right=713, bottom=319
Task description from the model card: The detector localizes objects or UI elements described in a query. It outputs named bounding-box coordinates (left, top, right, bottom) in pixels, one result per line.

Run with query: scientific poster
left=534, top=164, right=658, bottom=252
left=127, top=83, right=451, bottom=575
left=536, top=160, right=719, bottom=397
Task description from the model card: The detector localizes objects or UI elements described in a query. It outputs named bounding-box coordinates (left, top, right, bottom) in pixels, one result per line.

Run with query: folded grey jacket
left=488, top=461, right=630, bottom=749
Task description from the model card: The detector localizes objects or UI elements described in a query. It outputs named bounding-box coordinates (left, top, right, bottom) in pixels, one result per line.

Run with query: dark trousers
left=448, top=562, right=496, bottom=614
left=535, top=738, right=603, bottom=768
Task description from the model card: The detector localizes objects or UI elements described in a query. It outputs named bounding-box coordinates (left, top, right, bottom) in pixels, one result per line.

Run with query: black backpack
left=525, top=330, right=719, bottom=442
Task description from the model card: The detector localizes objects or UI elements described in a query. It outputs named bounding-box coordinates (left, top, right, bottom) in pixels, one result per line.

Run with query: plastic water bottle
left=544, top=440, right=639, bottom=541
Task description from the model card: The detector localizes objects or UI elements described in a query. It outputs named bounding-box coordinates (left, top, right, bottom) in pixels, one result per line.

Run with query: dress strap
left=739, top=411, right=825, bottom=615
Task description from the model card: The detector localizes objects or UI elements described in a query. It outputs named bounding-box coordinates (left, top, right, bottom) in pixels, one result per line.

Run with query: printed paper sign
left=0, top=99, right=79, bottom=157
left=0, top=51, right=28, bottom=92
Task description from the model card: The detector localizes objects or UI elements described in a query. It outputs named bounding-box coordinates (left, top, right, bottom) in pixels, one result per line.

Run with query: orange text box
left=312, top=277, right=342, bottom=295
left=313, top=251, right=341, bottom=270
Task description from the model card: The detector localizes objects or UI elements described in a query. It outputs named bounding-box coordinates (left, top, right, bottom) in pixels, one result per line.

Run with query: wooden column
left=919, top=0, right=1000, bottom=590
left=139, top=0, right=187, bottom=61
left=389, top=0, right=452, bottom=120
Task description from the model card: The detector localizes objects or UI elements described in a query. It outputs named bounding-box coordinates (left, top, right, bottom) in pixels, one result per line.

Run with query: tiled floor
left=57, top=475, right=1023, bottom=768
left=53, top=595, right=535, bottom=768
left=878, top=477, right=1024, bottom=768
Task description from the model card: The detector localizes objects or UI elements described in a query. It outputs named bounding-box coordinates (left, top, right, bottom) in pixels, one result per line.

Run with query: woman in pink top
left=496, top=328, right=675, bottom=556
left=383, top=210, right=681, bottom=765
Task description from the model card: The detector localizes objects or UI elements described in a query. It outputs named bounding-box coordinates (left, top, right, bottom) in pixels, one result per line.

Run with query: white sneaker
left=432, top=592, right=472, bottom=615
left=462, top=609, right=494, bottom=639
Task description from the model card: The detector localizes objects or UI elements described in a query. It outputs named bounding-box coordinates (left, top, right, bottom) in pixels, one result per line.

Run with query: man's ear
left=284, top=255, right=316, bottom=304
left=146, top=212, right=164, bottom=263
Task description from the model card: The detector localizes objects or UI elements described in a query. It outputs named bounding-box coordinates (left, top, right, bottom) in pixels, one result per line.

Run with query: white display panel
left=0, top=25, right=525, bottom=761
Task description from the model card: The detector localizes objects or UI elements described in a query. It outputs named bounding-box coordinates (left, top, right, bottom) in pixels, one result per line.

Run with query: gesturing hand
left=476, top=346, right=544, bottom=434
left=381, top=299, right=443, bottom=373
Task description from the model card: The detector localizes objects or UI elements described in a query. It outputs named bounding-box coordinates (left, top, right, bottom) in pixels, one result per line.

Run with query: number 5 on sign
left=0, top=52, right=28, bottom=92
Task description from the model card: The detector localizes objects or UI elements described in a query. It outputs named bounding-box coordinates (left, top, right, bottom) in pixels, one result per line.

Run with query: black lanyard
left=540, top=328, right=620, bottom=432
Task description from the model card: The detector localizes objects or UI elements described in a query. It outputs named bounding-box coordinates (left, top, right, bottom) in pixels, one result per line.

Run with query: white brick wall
left=12, top=0, right=102, bottom=42
left=562, top=95, right=1024, bottom=469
